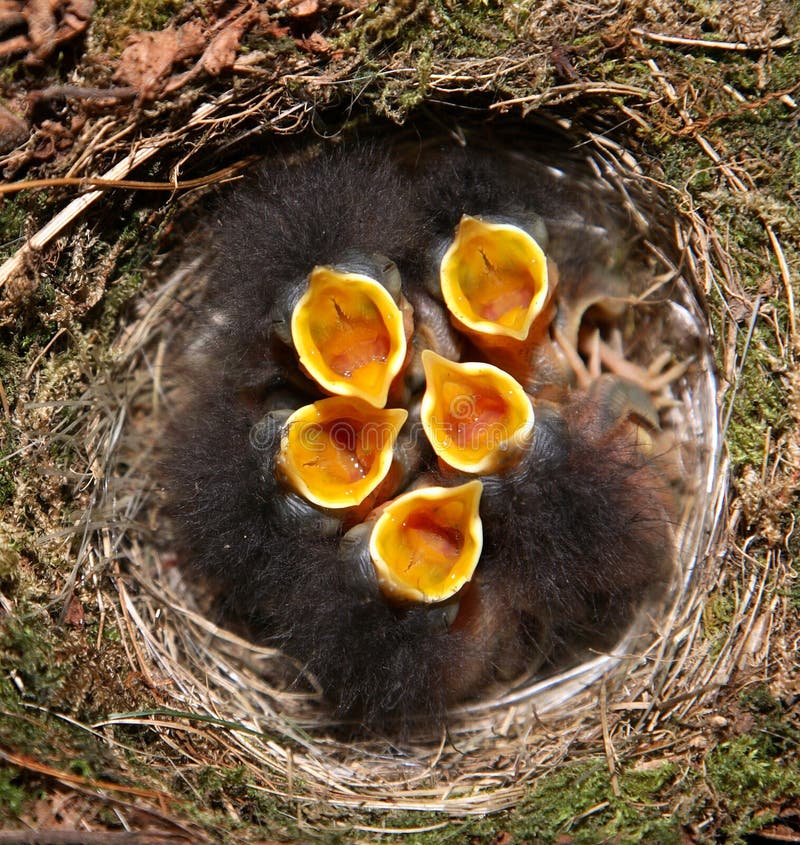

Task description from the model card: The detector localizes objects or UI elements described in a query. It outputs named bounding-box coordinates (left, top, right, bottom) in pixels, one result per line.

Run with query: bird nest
left=71, top=114, right=724, bottom=815
left=2, top=4, right=797, bottom=838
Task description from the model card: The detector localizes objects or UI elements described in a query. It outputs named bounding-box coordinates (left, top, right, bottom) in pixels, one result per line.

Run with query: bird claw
left=578, top=330, right=693, bottom=395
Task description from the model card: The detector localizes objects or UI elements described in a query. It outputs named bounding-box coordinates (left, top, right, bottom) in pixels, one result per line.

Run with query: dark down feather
left=162, top=143, right=677, bottom=731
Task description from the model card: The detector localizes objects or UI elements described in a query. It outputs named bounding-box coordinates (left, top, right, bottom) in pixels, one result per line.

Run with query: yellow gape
left=369, top=481, right=483, bottom=604
left=420, top=350, right=534, bottom=474
left=291, top=266, right=408, bottom=408
left=277, top=397, right=408, bottom=509
left=440, top=215, right=549, bottom=342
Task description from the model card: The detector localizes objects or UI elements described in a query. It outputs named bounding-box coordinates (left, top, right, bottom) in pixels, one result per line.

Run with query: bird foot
left=579, top=329, right=693, bottom=394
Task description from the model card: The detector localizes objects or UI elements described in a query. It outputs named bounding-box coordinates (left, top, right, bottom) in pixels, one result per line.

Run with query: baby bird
left=163, top=141, right=679, bottom=731
left=409, top=144, right=626, bottom=389
left=163, top=146, right=470, bottom=726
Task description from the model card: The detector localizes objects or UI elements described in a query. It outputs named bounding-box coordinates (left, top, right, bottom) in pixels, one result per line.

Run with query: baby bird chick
left=162, top=145, right=424, bottom=630
left=163, top=142, right=679, bottom=731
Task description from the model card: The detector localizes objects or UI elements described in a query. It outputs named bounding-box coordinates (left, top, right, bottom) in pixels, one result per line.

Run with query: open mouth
left=276, top=396, right=408, bottom=509
left=440, top=215, right=549, bottom=342
left=420, top=350, right=534, bottom=474
left=367, top=481, right=484, bottom=604
left=291, top=266, right=409, bottom=408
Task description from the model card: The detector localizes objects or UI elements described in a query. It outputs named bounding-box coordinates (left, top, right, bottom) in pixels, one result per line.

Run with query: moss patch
left=343, top=1, right=516, bottom=121
left=705, top=731, right=800, bottom=839
left=91, top=0, right=187, bottom=52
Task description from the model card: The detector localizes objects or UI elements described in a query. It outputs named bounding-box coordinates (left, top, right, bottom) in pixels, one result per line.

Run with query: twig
left=655, top=681, right=724, bottom=713
left=0, top=159, right=255, bottom=198
left=721, top=295, right=762, bottom=439
left=24, top=328, right=67, bottom=381
left=0, top=832, right=191, bottom=845
left=599, top=684, right=621, bottom=798
left=0, top=143, right=161, bottom=289
left=631, top=28, right=794, bottom=52
left=0, top=749, right=174, bottom=804
left=0, top=100, right=226, bottom=289
left=765, top=224, right=796, bottom=341
left=677, top=81, right=800, bottom=136
left=490, top=81, right=655, bottom=110
left=35, top=85, right=139, bottom=103
left=0, top=376, right=10, bottom=421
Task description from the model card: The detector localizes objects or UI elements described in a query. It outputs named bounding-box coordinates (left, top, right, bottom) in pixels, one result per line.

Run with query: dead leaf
left=60, top=1, right=93, bottom=38
left=731, top=707, right=756, bottom=734
left=22, top=0, right=55, bottom=52
left=0, top=1, right=25, bottom=35
left=201, top=11, right=256, bottom=76
left=29, top=119, right=71, bottom=162
left=64, top=596, right=85, bottom=626
left=748, top=809, right=800, bottom=843
left=22, top=0, right=94, bottom=61
left=263, top=21, right=291, bottom=39
left=254, top=9, right=292, bottom=39
left=172, top=20, right=209, bottom=62
left=0, top=32, right=29, bottom=58
left=68, top=0, right=92, bottom=19
left=288, top=0, right=319, bottom=17
left=550, top=46, right=580, bottom=82
left=298, top=31, right=329, bottom=53
left=114, top=20, right=207, bottom=98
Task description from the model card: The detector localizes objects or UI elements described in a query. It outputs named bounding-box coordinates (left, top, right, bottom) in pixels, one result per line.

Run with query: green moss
left=92, top=0, right=186, bottom=51
left=368, top=741, right=794, bottom=845
left=702, top=590, right=735, bottom=651
left=343, top=0, right=515, bottom=121
left=0, top=547, right=19, bottom=587
left=651, top=135, right=718, bottom=200
left=0, top=465, right=14, bottom=507
left=706, top=733, right=800, bottom=838
left=725, top=323, right=791, bottom=472
left=0, top=767, right=33, bottom=819
left=96, top=270, right=144, bottom=337
left=684, top=1, right=724, bottom=23
left=68, top=758, right=97, bottom=780
left=92, top=209, right=175, bottom=339
left=789, top=576, right=800, bottom=612
left=740, top=684, right=781, bottom=716
left=0, top=673, right=103, bottom=790
left=170, top=765, right=303, bottom=841
left=0, top=198, right=31, bottom=262
left=621, top=762, right=679, bottom=799
left=509, top=761, right=617, bottom=840
left=351, top=760, right=682, bottom=845
left=0, top=610, right=67, bottom=707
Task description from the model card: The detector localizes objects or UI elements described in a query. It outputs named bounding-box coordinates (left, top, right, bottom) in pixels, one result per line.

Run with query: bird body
left=163, top=142, right=679, bottom=730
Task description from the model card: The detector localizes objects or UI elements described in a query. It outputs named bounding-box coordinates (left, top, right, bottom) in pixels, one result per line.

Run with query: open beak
left=440, top=215, right=550, bottom=343
left=368, top=480, right=484, bottom=604
left=291, top=266, right=409, bottom=408
left=420, top=350, right=534, bottom=474
left=276, top=396, right=408, bottom=509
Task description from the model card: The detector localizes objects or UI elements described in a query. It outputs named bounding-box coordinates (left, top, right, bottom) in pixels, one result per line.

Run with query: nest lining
left=72, top=115, right=727, bottom=814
